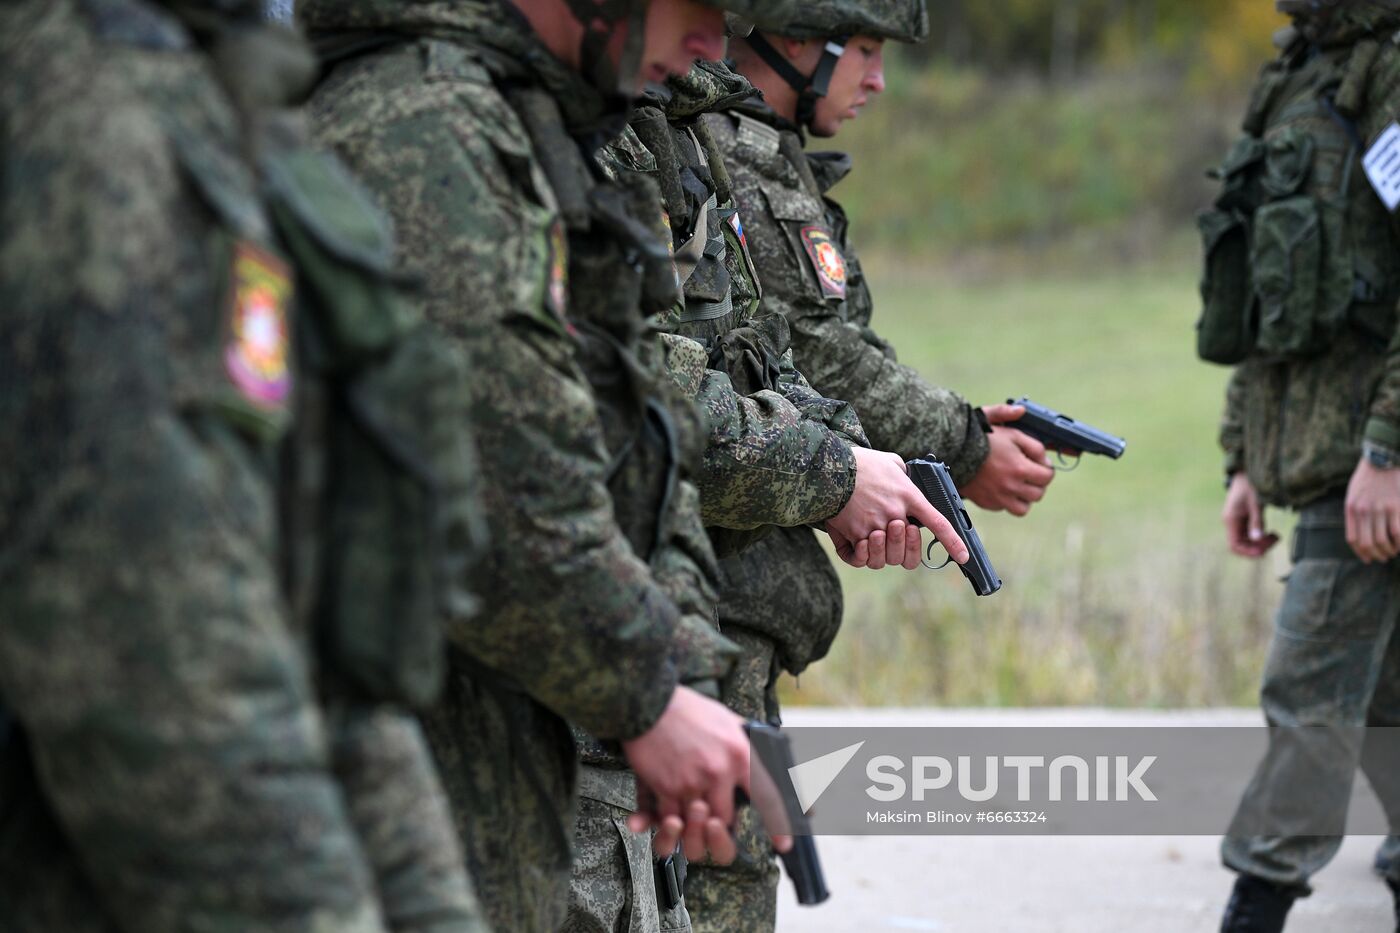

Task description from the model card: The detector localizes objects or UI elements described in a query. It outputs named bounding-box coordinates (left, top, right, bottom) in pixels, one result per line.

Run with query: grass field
left=777, top=246, right=1290, bottom=709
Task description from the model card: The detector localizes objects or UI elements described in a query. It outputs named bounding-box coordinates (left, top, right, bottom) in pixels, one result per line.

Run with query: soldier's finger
left=1017, top=481, right=1047, bottom=503
left=1009, top=428, right=1048, bottom=463
left=1007, top=499, right=1031, bottom=518
left=867, top=530, right=888, bottom=570
left=1348, top=506, right=1376, bottom=562
left=705, top=818, right=737, bottom=866
left=902, top=524, right=922, bottom=570
left=651, top=813, right=685, bottom=858
left=1375, top=512, right=1397, bottom=561
left=981, top=403, right=1025, bottom=425
left=1377, top=509, right=1400, bottom=560
left=885, top=520, right=907, bottom=558
left=682, top=800, right=710, bottom=861
left=906, top=496, right=970, bottom=564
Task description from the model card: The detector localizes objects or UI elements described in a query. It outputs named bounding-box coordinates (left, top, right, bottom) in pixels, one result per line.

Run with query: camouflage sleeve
left=659, top=335, right=858, bottom=529
left=1222, top=366, right=1248, bottom=476
left=0, top=38, right=383, bottom=932
left=311, top=74, right=678, bottom=740
left=1361, top=52, right=1400, bottom=451
left=718, top=122, right=990, bottom=484
left=654, top=479, right=740, bottom=686
left=774, top=346, right=870, bottom=448
left=786, top=311, right=990, bottom=485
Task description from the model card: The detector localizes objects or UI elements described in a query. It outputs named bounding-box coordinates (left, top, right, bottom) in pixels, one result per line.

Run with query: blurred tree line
left=912, top=0, right=1287, bottom=85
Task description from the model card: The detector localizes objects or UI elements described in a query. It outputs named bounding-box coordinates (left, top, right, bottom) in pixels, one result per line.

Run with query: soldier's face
left=810, top=35, right=887, bottom=138
left=637, top=0, right=728, bottom=86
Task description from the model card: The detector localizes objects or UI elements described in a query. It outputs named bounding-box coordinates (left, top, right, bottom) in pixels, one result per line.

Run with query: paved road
left=775, top=709, right=1394, bottom=932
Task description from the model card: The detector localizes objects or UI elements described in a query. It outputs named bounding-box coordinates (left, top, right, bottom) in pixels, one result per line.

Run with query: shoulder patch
left=799, top=225, right=848, bottom=300
left=735, top=113, right=781, bottom=158
left=546, top=219, right=569, bottom=320
left=225, top=241, right=293, bottom=409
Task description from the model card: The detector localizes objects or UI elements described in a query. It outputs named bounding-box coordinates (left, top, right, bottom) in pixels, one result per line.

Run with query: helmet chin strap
left=743, top=32, right=848, bottom=129
left=564, top=0, right=647, bottom=97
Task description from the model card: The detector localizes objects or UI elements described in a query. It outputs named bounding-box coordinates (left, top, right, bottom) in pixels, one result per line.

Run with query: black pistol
left=745, top=723, right=830, bottom=906
left=906, top=458, right=1002, bottom=596
left=1006, top=397, right=1127, bottom=460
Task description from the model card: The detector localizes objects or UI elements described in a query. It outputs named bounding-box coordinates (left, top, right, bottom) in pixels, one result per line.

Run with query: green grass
left=778, top=252, right=1289, bottom=709
left=830, top=58, right=1234, bottom=257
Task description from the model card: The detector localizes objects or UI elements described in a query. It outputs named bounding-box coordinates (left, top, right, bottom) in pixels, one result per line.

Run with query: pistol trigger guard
left=1053, top=451, right=1082, bottom=473
left=921, top=539, right=954, bottom=572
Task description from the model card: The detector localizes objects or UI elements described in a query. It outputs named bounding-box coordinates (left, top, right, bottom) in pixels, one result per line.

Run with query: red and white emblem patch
left=225, top=241, right=292, bottom=409
left=547, top=219, right=569, bottom=319
left=800, top=225, right=847, bottom=300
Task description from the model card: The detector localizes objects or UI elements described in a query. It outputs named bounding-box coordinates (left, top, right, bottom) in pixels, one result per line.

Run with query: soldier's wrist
left=1363, top=440, right=1400, bottom=471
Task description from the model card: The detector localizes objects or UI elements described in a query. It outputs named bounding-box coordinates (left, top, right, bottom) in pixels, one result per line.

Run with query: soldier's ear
left=781, top=35, right=812, bottom=65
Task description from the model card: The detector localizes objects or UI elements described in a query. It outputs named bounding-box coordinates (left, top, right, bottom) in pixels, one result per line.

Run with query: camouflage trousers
left=1223, top=497, right=1400, bottom=893
left=562, top=765, right=691, bottom=933
left=683, top=628, right=782, bottom=933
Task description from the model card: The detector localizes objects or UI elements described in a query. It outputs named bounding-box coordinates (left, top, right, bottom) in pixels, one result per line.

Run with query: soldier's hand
left=829, top=519, right=924, bottom=570
left=962, top=427, right=1055, bottom=517
left=622, top=686, right=749, bottom=839
left=1345, top=459, right=1400, bottom=563
left=828, top=447, right=970, bottom=566
left=1223, top=472, right=1279, bottom=558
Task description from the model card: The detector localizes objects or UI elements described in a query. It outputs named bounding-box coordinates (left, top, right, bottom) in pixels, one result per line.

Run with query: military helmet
left=770, top=0, right=929, bottom=43
left=697, top=0, right=796, bottom=33
left=741, top=0, right=926, bottom=129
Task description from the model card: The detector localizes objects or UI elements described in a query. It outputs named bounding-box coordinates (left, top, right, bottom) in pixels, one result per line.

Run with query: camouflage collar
left=728, top=93, right=804, bottom=141
left=657, top=60, right=759, bottom=122
left=805, top=150, right=853, bottom=194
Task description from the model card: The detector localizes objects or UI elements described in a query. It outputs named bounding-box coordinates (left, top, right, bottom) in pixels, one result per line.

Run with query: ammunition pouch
left=1197, top=43, right=1400, bottom=366
left=265, top=147, right=483, bottom=710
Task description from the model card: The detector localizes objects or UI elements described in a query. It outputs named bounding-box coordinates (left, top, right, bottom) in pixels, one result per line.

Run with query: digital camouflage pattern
left=1214, top=6, right=1400, bottom=506
left=564, top=780, right=693, bottom=933
left=762, top=0, right=929, bottom=42
left=619, top=62, right=869, bottom=538
left=682, top=629, right=784, bottom=933
left=301, top=1, right=740, bottom=929
left=1210, top=9, right=1400, bottom=897
left=609, top=61, right=877, bottom=933
left=1221, top=499, right=1400, bottom=892
left=708, top=98, right=992, bottom=485
left=0, top=1, right=483, bottom=930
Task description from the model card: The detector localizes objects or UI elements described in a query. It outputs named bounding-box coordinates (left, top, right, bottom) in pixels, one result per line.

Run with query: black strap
left=743, top=33, right=848, bottom=129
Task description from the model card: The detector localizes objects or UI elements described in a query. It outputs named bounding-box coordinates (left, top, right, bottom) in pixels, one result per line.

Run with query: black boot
left=1220, top=874, right=1298, bottom=933
left=1387, top=877, right=1399, bottom=933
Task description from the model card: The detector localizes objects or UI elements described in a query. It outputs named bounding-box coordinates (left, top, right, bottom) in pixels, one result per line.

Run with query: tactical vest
left=1197, top=35, right=1400, bottom=365
left=154, top=20, right=484, bottom=710
left=631, top=104, right=782, bottom=398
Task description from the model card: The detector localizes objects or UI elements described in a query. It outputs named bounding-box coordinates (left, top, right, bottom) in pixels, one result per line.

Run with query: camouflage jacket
left=709, top=98, right=992, bottom=485
left=1214, top=9, right=1400, bottom=506
left=301, top=1, right=737, bottom=928
left=603, top=62, right=874, bottom=673
left=0, top=1, right=484, bottom=931
left=612, top=61, right=868, bottom=535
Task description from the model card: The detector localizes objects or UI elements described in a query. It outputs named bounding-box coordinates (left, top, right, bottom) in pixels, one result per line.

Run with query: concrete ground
left=775, top=709, right=1395, bottom=933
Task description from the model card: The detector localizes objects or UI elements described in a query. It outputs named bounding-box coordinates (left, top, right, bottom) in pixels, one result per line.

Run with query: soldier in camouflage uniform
left=585, top=16, right=987, bottom=924
left=673, top=4, right=1057, bottom=928
left=1194, top=2, right=1400, bottom=930
left=0, top=1, right=487, bottom=931
left=297, top=1, right=821, bottom=930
